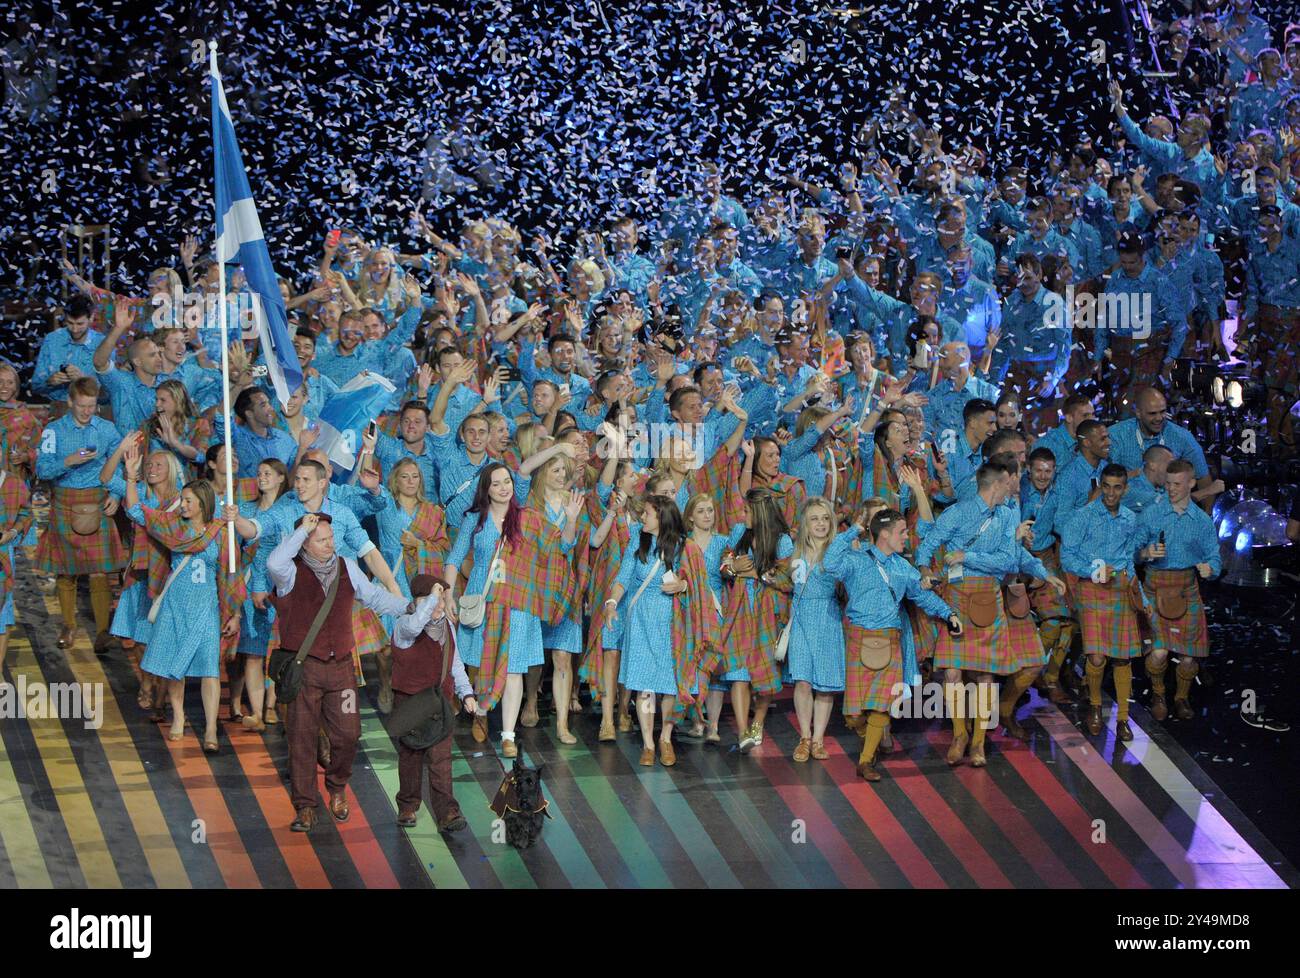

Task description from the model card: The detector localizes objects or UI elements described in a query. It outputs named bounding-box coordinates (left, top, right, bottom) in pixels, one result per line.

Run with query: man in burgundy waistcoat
left=391, top=574, right=477, bottom=832
left=268, top=512, right=409, bottom=832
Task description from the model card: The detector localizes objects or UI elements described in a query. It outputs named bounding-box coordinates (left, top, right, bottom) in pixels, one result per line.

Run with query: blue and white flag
left=210, top=48, right=302, bottom=406
left=313, top=372, right=397, bottom=480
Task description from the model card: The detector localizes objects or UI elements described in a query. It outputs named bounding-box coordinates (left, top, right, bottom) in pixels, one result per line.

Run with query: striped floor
left=1, top=568, right=1295, bottom=889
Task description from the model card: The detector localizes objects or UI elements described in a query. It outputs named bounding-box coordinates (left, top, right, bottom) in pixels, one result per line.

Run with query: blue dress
left=783, top=556, right=846, bottom=693
left=615, top=545, right=697, bottom=696
left=236, top=498, right=275, bottom=657
left=447, top=516, right=544, bottom=672
left=539, top=499, right=581, bottom=654
left=375, top=494, right=417, bottom=636
left=136, top=512, right=222, bottom=681
left=597, top=518, right=640, bottom=652
left=108, top=479, right=172, bottom=646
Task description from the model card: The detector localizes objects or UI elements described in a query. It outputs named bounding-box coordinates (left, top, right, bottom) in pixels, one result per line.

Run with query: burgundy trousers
left=393, top=690, right=460, bottom=821
left=285, top=656, right=360, bottom=811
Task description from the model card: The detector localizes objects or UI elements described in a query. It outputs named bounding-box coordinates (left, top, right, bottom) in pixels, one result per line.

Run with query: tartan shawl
left=139, top=505, right=238, bottom=650
left=404, top=499, right=451, bottom=580
left=716, top=451, right=806, bottom=532
left=636, top=445, right=739, bottom=535
left=671, top=539, right=722, bottom=713
left=0, top=404, right=41, bottom=475
left=714, top=551, right=794, bottom=688
left=0, top=473, right=32, bottom=602
left=578, top=492, right=634, bottom=692
left=124, top=492, right=181, bottom=593
left=470, top=508, right=576, bottom=711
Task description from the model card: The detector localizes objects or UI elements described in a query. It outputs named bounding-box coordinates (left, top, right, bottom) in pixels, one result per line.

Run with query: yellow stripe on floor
left=6, top=632, right=122, bottom=888
left=56, top=630, right=192, bottom=889
left=0, top=720, right=54, bottom=888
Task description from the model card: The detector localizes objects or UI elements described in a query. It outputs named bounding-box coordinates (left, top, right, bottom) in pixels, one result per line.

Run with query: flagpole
left=210, top=39, right=237, bottom=573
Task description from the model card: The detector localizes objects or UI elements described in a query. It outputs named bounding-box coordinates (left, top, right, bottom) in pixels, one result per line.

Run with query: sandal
left=810, top=740, right=830, bottom=761
left=264, top=707, right=281, bottom=726
left=203, top=739, right=220, bottom=754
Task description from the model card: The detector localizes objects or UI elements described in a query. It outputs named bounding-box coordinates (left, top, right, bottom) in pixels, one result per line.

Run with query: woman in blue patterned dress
left=585, top=457, right=640, bottom=740
left=786, top=496, right=846, bottom=762
left=444, top=463, right=579, bottom=758
left=602, top=495, right=696, bottom=767
left=227, top=458, right=289, bottom=732
left=127, top=471, right=248, bottom=752
left=685, top=492, right=729, bottom=744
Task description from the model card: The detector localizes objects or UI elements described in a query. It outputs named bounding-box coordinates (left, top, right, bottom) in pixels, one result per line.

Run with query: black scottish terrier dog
left=490, top=757, right=551, bottom=849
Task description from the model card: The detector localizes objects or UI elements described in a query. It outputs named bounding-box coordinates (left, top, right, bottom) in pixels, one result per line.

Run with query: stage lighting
left=1217, top=497, right=1294, bottom=588
left=1212, top=375, right=1226, bottom=405
left=1226, top=379, right=1243, bottom=409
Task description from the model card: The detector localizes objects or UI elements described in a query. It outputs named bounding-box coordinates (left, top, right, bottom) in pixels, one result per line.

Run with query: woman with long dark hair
left=718, top=487, right=795, bottom=752
left=602, top=494, right=717, bottom=766
left=443, top=462, right=578, bottom=758
left=738, top=436, right=806, bottom=531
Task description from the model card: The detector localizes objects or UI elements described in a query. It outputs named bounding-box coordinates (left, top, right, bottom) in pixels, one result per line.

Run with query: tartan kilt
left=1143, top=568, right=1209, bottom=658
left=842, top=624, right=904, bottom=716
left=352, top=604, right=389, bottom=656
left=933, top=576, right=1005, bottom=673
left=1001, top=608, right=1048, bottom=673
left=1001, top=358, right=1059, bottom=434
left=34, top=487, right=127, bottom=576
left=1028, top=545, right=1073, bottom=621
left=1257, top=305, right=1300, bottom=394
left=1072, top=575, right=1145, bottom=660
left=906, top=601, right=938, bottom=661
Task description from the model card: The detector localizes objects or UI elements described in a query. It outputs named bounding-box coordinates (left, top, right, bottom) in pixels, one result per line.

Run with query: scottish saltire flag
left=210, top=50, right=302, bottom=406
left=313, top=373, right=397, bottom=480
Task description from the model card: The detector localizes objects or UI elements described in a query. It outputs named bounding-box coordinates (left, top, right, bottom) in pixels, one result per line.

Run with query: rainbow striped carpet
left=1, top=568, right=1294, bottom=889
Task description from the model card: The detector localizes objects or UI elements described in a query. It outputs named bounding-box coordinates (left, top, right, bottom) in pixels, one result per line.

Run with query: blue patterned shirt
left=1059, top=498, right=1140, bottom=578
left=31, top=327, right=107, bottom=402
left=36, top=413, right=124, bottom=488
left=822, top=531, right=953, bottom=628
left=1135, top=497, right=1221, bottom=576
left=1106, top=418, right=1209, bottom=479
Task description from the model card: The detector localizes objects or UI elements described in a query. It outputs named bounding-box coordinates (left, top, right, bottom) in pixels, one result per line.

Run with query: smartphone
left=249, top=364, right=269, bottom=379
left=367, top=421, right=378, bottom=439
left=326, top=229, right=342, bottom=249
left=836, top=245, right=854, bottom=263
left=495, top=359, right=523, bottom=382
left=1158, top=531, right=1166, bottom=545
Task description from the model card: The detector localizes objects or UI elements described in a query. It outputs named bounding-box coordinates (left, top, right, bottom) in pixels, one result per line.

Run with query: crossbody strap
left=627, top=557, right=663, bottom=614
left=480, top=536, right=506, bottom=602
left=294, top=571, right=342, bottom=667
left=147, top=553, right=194, bottom=624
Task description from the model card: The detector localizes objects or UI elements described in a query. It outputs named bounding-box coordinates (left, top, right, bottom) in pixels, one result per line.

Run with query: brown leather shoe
left=328, top=792, right=350, bottom=823
left=946, top=733, right=969, bottom=766
left=1116, top=720, right=1134, bottom=742
left=1086, top=705, right=1103, bottom=736
left=471, top=714, right=489, bottom=743
left=639, top=747, right=654, bottom=766
left=93, top=631, right=116, bottom=656
left=438, top=810, right=468, bottom=833
left=1150, top=693, right=1168, bottom=721
left=659, top=740, right=676, bottom=767
left=291, top=807, right=317, bottom=832
left=1003, top=713, right=1029, bottom=742
left=1174, top=698, right=1194, bottom=721
left=792, top=738, right=811, bottom=762
left=56, top=625, right=76, bottom=649
left=396, top=809, right=418, bottom=828
left=856, top=760, right=882, bottom=782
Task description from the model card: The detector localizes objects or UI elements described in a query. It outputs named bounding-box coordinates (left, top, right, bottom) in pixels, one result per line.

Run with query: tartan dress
left=464, top=509, right=574, bottom=712
left=716, top=527, right=794, bottom=695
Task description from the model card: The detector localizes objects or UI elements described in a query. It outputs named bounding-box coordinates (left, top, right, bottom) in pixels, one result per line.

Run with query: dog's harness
left=488, top=770, right=553, bottom=821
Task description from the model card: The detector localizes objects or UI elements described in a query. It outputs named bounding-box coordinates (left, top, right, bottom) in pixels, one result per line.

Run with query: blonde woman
left=144, top=379, right=210, bottom=470
left=524, top=450, right=586, bottom=744
left=786, top=497, right=845, bottom=761
left=353, top=247, right=417, bottom=324
left=685, top=492, right=729, bottom=743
